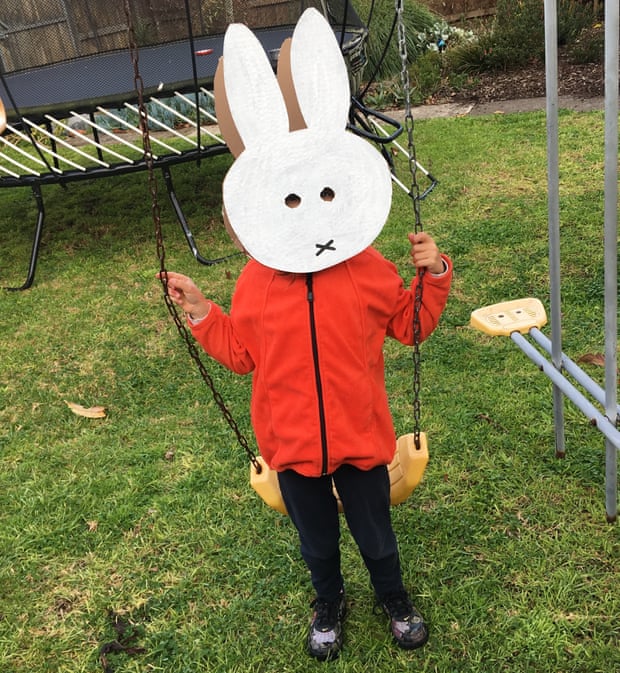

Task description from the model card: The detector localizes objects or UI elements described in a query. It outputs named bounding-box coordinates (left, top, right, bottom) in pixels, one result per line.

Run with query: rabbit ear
left=276, top=38, right=307, bottom=132
left=289, top=8, right=351, bottom=131
left=214, top=58, right=245, bottom=157
left=221, top=22, right=289, bottom=150
left=0, top=96, right=6, bottom=134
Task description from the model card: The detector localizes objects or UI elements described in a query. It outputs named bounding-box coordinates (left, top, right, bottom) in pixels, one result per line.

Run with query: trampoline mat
left=0, top=26, right=364, bottom=122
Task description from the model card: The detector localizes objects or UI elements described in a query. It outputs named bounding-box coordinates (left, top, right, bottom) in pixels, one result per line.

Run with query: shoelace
left=380, top=591, right=413, bottom=621
left=311, top=598, right=340, bottom=631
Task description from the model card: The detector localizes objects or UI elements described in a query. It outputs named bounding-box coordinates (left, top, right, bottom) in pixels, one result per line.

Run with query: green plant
left=567, top=22, right=605, bottom=64
left=414, top=20, right=478, bottom=54
left=557, top=0, right=595, bottom=46
left=409, top=50, right=443, bottom=104
left=491, top=0, right=547, bottom=68
left=351, top=0, right=439, bottom=80
left=443, top=30, right=497, bottom=74
left=441, top=0, right=599, bottom=75
left=362, top=78, right=402, bottom=109
left=132, top=19, right=157, bottom=47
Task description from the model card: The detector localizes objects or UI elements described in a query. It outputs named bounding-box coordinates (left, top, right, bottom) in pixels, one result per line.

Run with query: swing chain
left=123, top=0, right=262, bottom=474
left=395, top=0, right=424, bottom=449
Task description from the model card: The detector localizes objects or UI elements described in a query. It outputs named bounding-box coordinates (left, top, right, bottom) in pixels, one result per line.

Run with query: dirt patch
left=442, top=54, right=604, bottom=105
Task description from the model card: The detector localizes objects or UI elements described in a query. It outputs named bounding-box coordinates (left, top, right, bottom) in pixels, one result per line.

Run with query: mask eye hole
left=321, top=187, right=335, bottom=202
left=285, top=193, right=301, bottom=208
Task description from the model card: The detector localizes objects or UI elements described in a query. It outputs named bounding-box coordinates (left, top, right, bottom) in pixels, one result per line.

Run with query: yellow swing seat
left=470, top=297, right=547, bottom=336
left=250, top=432, right=429, bottom=515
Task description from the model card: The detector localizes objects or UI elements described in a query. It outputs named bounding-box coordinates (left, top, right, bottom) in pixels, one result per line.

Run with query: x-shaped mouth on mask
left=315, top=239, right=336, bottom=256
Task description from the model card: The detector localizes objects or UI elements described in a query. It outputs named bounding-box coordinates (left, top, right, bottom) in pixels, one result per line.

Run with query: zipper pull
left=306, top=273, right=314, bottom=302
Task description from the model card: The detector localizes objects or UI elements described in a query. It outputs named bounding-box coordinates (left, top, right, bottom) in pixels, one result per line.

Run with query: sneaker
left=307, top=590, right=346, bottom=661
left=378, top=590, right=429, bottom=650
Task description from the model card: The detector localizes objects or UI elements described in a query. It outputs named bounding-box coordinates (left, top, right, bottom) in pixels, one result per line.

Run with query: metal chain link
left=396, top=0, right=425, bottom=450
left=123, top=0, right=262, bottom=473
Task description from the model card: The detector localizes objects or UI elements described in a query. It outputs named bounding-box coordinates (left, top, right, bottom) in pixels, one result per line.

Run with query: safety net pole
left=543, top=0, right=565, bottom=457
left=603, top=0, right=618, bottom=522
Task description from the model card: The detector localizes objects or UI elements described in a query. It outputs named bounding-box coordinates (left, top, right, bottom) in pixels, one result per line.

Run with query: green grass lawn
left=0, top=109, right=617, bottom=672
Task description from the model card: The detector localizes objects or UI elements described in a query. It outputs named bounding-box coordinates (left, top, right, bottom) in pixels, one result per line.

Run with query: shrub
left=409, top=50, right=443, bottom=104
left=557, top=0, right=595, bottom=45
left=567, top=22, right=605, bottom=64
left=446, top=0, right=599, bottom=74
left=491, top=0, right=546, bottom=68
left=351, top=0, right=439, bottom=80
left=443, top=29, right=496, bottom=73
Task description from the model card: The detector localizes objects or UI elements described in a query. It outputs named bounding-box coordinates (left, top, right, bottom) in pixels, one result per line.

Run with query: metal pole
left=510, top=333, right=620, bottom=450
left=543, top=0, right=565, bottom=457
left=603, top=0, right=618, bottom=522
left=529, top=328, right=620, bottom=417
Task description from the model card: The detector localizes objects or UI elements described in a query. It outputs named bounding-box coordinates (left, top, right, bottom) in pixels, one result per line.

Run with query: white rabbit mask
left=214, top=8, right=392, bottom=273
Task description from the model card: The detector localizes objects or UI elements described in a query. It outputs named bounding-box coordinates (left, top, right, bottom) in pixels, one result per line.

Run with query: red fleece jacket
left=190, top=246, right=452, bottom=477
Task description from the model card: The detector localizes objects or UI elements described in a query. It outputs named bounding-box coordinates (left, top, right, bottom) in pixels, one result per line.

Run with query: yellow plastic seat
left=250, top=432, right=429, bottom=515
left=470, top=298, right=547, bottom=336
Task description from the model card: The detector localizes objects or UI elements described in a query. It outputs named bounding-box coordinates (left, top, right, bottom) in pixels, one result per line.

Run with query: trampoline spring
left=174, top=90, right=222, bottom=133
left=123, top=102, right=194, bottom=148
left=95, top=107, right=182, bottom=157
left=0, top=130, right=48, bottom=169
left=0, top=157, right=25, bottom=178
left=3, top=124, right=65, bottom=173
left=148, top=96, right=208, bottom=149
left=69, top=111, right=138, bottom=163
left=0, top=144, right=44, bottom=176
left=29, top=117, right=109, bottom=169
left=46, top=114, right=128, bottom=166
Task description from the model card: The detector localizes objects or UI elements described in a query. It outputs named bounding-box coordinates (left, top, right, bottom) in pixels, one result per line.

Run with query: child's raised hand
left=408, top=232, right=445, bottom=275
left=156, top=271, right=211, bottom=320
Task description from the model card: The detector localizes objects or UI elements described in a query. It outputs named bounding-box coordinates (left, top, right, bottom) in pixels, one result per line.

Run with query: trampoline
left=0, top=0, right=369, bottom=289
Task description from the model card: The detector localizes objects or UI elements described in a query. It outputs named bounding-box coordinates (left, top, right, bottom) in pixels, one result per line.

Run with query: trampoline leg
left=161, top=166, right=238, bottom=267
left=4, top=185, right=45, bottom=291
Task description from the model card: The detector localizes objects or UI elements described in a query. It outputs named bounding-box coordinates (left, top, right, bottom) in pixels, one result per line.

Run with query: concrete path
left=400, top=95, right=606, bottom=120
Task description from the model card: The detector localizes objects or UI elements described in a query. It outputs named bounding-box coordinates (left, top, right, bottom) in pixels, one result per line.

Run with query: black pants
left=278, top=464, right=405, bottom=602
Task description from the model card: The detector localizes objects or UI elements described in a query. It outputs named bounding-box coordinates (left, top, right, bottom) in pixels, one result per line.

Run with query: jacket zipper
left=306, top=273, right=329, bottom=475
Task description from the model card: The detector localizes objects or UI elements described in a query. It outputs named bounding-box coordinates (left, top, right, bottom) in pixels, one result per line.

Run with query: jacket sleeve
left=387, top=254, right=453, bottom=345
left=189, top=302, right=255, bottom=375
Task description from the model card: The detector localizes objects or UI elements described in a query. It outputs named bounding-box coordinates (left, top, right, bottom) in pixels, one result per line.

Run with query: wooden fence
left=421, top=1, right=497, bottom=21
left=423, top=0, right=602, bottom=22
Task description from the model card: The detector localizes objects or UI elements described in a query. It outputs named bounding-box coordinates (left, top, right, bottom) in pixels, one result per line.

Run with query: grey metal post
left=543, top=0, right=565, bottom=457
left=603, top=0, right=618, bottom=522
left=510, top=333, right=620, bottom=449
left=529, top=328, right=620, bottom=417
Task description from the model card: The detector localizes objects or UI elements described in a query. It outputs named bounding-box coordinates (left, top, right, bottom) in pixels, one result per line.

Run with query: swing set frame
left=471, top=0, right=618, bottom=523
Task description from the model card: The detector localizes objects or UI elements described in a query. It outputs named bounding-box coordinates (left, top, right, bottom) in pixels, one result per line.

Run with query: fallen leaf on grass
left=577, top=353, right=605, bottom=367
left=65, top=401, right=107, bottom=418
left=475, top=413, right=507, bottom=432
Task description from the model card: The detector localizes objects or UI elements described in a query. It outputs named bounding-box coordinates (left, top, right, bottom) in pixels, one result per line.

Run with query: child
left=160, top=231, right=451, bottom=660
left=159, top=9, right=452, bottom=661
